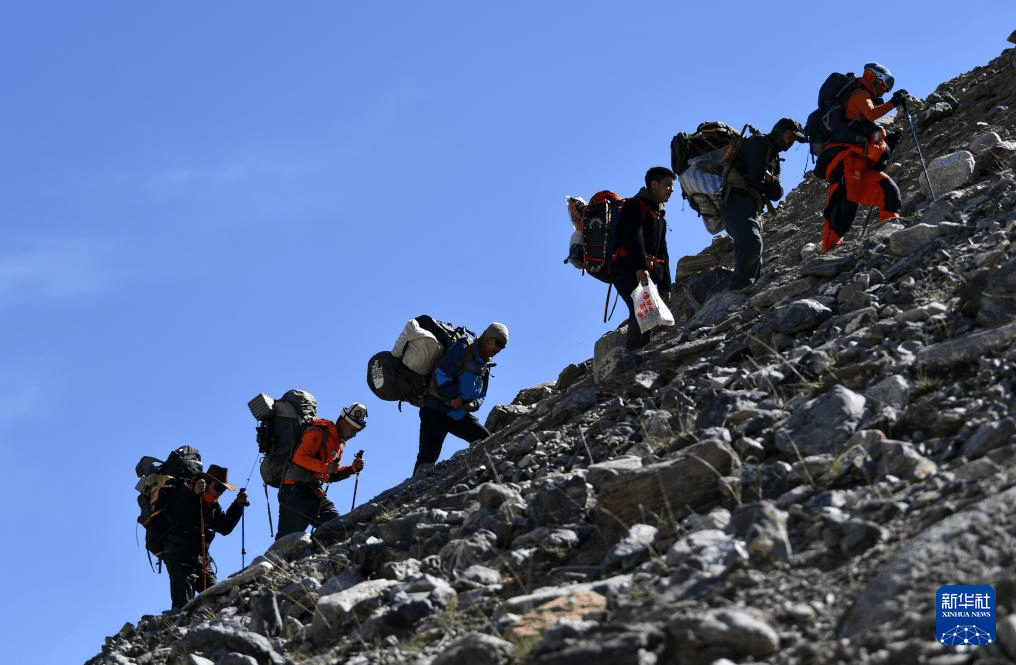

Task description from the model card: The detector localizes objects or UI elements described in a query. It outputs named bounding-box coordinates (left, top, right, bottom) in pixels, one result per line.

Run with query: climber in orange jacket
left=821, top=62, right=910, bottom=251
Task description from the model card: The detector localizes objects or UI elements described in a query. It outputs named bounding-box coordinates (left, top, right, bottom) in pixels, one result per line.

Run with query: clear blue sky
left=1, top=2, right=1007, bottom=662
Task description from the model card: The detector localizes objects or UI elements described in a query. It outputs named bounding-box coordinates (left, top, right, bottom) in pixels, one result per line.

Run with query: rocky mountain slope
left=91, top=37, right=1016, bottom=665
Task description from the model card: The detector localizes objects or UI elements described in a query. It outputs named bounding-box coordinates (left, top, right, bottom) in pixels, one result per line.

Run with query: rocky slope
left=90, top=37, right=1016, bottom=665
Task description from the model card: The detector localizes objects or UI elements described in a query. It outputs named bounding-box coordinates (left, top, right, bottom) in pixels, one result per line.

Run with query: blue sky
left=1, top=2, right=1008, bottom=662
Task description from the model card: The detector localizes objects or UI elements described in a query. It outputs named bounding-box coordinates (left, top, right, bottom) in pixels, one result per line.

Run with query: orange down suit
left=821, top=86, right=902, bottom=251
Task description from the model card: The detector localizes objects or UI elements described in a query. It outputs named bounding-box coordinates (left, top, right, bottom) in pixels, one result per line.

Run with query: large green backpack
left=248, top=390, right=318, bottom=487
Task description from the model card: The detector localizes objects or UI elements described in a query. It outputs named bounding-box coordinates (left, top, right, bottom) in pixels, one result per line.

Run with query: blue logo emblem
left=937, top=585, right=995, bottom=645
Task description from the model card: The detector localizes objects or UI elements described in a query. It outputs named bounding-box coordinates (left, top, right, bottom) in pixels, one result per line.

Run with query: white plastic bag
left=631, top=278, right=675, bottom=333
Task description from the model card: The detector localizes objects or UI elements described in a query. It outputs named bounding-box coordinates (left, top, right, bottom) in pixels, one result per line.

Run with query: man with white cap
left=275, top=402, right=367, bottom=539
left=414, top=322, right=508, bottom=478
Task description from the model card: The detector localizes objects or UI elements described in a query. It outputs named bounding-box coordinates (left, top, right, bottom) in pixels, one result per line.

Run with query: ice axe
left=350, top=450, right=364, bottom=511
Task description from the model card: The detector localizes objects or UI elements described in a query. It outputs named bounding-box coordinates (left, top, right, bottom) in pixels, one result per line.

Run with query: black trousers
left=166, top=553, right=217, bottom=609
left=613, top=271, right=654, bottom=349
left=276, top=483, right=339, bottom=540
left=416, top=406, right=489, bottom=473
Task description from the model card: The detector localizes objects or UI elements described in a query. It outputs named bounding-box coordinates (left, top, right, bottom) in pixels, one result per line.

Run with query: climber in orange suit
left=821, top=63, right=909, bottom=251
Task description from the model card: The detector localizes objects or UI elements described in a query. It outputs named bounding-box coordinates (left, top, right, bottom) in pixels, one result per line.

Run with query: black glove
left=890, top=90, right=909, bottom=106
left=886, top=130, right=903, bottom=152
left=765, top=181, right=783, bottom=202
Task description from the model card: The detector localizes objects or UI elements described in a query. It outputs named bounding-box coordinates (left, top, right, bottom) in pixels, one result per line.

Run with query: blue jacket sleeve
left=433, top=339, right=469, bottom=400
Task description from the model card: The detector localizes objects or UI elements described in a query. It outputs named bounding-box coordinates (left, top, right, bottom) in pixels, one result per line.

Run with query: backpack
left=563, top=191, right=624, bottom=283
left=367, top=315, right=476, bottom=408
left=805, top=72, right=868, bottom=157
left=248, top=389, right=318, bottom=487
left=135, top=445, right=203, bottom=566
left=670, top=121, right=748, bottom=234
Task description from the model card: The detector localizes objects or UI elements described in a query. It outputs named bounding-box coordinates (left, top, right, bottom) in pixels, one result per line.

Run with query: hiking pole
left=264, top=483, right=274, bottom=538
left=199, top=497, right=208, bottom=592
left=603, top=283, right=613, bottom=323
left=901, top=101, right=936, bottom=201
left=350, top=450, right=364, bottom=511
left=240, top=486, right=247, bottom=568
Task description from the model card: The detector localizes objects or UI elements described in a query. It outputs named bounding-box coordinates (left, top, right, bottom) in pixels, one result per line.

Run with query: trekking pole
left=350, top=450, right=365, bottom=511
left=199, top=498, right=208, bottom=592
left=602, top=283, right=613, bottom=323
left=264, top=483, right=274, bottom=538
left=240, top=487, right=247, bottom=568
left=901, top=101, right=936, bottom=201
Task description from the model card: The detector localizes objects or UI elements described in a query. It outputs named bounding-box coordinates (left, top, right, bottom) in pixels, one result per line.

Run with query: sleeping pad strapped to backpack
left=367, top=315, right=475, bottom=408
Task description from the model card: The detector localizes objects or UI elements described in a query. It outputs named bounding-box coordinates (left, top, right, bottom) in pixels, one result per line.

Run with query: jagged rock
left=527, top=472, right=593, bottom=526
left=182, top=561, right=275, bottom=611
left=961, top=417, right=1016, bottom=458
left=513, top=383, right=555, bottom=406
left=686, top=289, right=746, bottom=328
left=249, top=589, right=282, bottom=638
left=171, top=625, right=289, bottom=665
left=503, top=590, right=608, bottom=644
left=594, top=438, right=739, bottom=540
left=592, top=334, right=636, bottom=384
left=730, top=501, right=791, bottom=563
left=554, top=362, right=587, bottom=392
left=750, top=276, right=819, bottom=308
left=917, top=100, right=955, bottom=129
left=888, top=223, right=941, bottom=256
left=585, top=456, right=643, bottom=487
left=915, top=318, right=1016, bottom=370
left=667, top=608, right=780, bottom=663
left=774, top=385, right=866, bottom=457
left=432, top=632, right=514, bottom=665
left=920, top=150, right=975, bottom=197
left=666, top=528, right=747, bottom=575
left=800, top=254, right=857, bottom=278
left=978, top=255, right=1016, bottom=326
left=602, top=523, right=659, bottom=570
left=310, top=579, right=399, bottom=645
left=485, top=403, right=532, bottom=434
left=768, top=298, right=832, bottom=334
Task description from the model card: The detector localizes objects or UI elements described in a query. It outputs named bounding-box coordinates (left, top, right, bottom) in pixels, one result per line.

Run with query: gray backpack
left=248, top=390, right=318, bottom=487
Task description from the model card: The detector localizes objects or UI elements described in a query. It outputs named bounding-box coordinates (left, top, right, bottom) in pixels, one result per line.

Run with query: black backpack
left=248, top=390, right=318, bottom=488
left=563, top=191, right=624, bottom=284
left=135, top=445, right=203, bottom=566
left=805, top=72, right=871, bottom=156
left=367, top=315, right=476, bottom=408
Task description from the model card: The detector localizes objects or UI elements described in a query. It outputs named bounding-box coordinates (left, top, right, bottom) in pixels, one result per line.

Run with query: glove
left=235, top=490, right=250, bottom=507
left=890, top=90, right=909, bottom=106
left=351, top=457, right=365, bottom=473
left=885, top=130, right=903, bottom=152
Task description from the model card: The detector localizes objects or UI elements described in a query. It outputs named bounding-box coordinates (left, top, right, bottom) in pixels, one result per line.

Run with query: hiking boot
left=412, top=463, right=434, bottom=480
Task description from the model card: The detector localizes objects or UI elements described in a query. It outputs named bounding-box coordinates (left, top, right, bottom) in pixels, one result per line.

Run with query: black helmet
left=771, top=117, right=806, bottom=143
